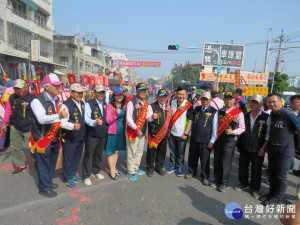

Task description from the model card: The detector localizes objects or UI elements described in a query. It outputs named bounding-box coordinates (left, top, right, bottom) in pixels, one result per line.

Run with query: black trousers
left=239, top=151, right=264, bottom=191
left=268, top=145, right=294, bottom=200
left=82, top=136, right=105, bottom=179
left=188, top=141, right=211, bottom=178
left=62, top=139, right=84, bottom=181
left=146, top=138, right=168, bottom=172
left=213, top=140, right=236, bottom=186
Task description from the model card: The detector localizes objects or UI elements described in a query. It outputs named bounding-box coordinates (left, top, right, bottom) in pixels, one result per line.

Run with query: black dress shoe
left=292, top=169, right=300, bottom=177
left=146, top=170, right=153, bottom=177
left=115, top=172, right=121, bottom=176
left=52, top=183, right=58, bottom=189
left=259, top=193, right=271, bottom=202
left=39, top=190, right=57, bottom=198
left=155, top=169, right=165, bottom=176
left=262, top=197, right=280, bottom=206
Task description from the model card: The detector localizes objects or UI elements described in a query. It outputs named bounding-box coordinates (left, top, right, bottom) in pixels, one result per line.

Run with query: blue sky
left=53, top=0, right=300, bottom=80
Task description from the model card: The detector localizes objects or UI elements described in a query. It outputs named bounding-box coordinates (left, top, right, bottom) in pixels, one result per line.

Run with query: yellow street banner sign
left=200, top=73, right=235, bottom=83
left=243, top=86, right=269, bottom=97
left=242, top=73, right=268, bottom=85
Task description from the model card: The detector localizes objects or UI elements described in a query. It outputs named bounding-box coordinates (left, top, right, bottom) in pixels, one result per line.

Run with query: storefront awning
left=20, top=0, right=37, bottom=11
left=54, top=70, right=65, bottom=75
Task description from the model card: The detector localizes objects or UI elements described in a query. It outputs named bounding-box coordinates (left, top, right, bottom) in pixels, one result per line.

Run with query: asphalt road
left=0, top=97, right=299, bottom=225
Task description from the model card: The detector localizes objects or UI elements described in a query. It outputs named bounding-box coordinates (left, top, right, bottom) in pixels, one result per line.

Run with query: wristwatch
left=183, top=133, right=188, bottom=137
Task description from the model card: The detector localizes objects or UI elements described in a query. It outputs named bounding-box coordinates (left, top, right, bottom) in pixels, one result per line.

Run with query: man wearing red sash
left=210, top=91, right=245, bottom=192
left=166, top=87, right=193, bottom=177
left=30, top=73, right=68, bottom=198
left=146, top=89, right=171, bottom=177
left=126, top=83, right=148, bottom=181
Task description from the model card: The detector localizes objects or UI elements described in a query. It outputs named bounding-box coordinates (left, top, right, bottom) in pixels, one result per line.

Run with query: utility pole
left=275, top=29, right=284, bottom=74
left=263, top=28, right=272, bottom=74
left=76, top=26, right=94, bottom=81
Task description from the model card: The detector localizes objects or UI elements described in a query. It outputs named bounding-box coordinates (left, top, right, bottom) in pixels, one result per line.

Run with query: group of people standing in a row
left=1, top=73, right=299, bottom=207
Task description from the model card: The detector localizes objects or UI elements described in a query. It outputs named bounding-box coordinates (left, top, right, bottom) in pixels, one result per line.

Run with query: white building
left=108, top=52, right=135, bottom=83
left=288, top=76, right=300, bottom=88
left=0, top=0, right=58, bottom=81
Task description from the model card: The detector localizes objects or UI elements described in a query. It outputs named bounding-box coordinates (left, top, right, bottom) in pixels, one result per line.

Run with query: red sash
left=217, top=107, right=241, bottom=138
left=148, top=108, right=171, bottom=149
left=169, top=101, right=192, bottom=131
left=127, top=100, right=148, bottom=143
left=30, top=101, right=61, bottom=153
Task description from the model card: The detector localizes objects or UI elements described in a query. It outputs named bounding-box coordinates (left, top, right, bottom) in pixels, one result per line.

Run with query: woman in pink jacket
left=105, top=87, right=126, bottom=180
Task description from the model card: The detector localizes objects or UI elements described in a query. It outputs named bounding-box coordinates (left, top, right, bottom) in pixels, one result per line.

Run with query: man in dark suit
left=235, top=94, right=269, bottom=199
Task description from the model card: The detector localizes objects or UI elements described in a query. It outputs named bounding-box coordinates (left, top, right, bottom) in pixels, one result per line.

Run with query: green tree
left=287, top=86, right=300, bottom=93
left=163, top=62, right=200, bottom=89
left=147, top=77, right=159, bottom=86
left=268, top=72, right=289, bottom=93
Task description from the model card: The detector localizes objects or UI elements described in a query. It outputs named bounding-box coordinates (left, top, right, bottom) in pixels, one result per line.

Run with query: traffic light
left=168, top=45, right=179, bottom=50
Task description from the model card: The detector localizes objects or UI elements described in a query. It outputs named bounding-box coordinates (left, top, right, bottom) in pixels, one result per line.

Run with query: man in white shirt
left=30, top=73, right=68, bottom=198
left=166, top=87, right=193, bottom=177
left=60, top=83, right=86, bottom=188
left=82, top=84, right=108, bottom=186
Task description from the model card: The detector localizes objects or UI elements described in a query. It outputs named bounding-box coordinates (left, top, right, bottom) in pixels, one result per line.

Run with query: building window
left=8, top=23, right=31, bottom=51
left=38, top=37, right=52, bottom=57
left=34, top=11, right=47, bottom=29
left=0, top=19, right=4, bottom=40
left=59, top=57, right=68, bottom=66
left=8, top=0, right=27, bottom=19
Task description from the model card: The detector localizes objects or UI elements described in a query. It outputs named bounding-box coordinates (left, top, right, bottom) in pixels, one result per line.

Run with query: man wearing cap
left=146, top=89, right=171, bottom=177
left=1, top=79, right=35, bottom=175
left=259, top=93, right=300, bottom=205
left=211, top=91, right=245, bottom=192
left=30, top=73, right=68, bottom=198
left=210, top=91, right=224, bottom=111
left=186, top=92, right=218, bottom=185
left=123, top=88, right=133, bottom=103
left=235, top=94, right=268, bottom=199
left=60, top=83, right=86, bottom=188
left=187, top=86, right=199, bottom=105
left=126, top=83, right=148, bottom=181
left=234, top=88, right=247, bottom=114
left=167, top=87, right=193, bottom=177
left=83, top=84, right=108, bottom=186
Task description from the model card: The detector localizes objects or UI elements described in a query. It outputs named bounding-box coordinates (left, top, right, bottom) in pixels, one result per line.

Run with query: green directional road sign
left=217, top=61, right=222, bottom=74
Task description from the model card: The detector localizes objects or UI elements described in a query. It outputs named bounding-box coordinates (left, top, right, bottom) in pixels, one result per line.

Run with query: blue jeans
left=169, top=134, right=187, bottom=170
left=268, top=145, right=294, bottom=200
left=35, top=141, right=59, bottom=192
left=289, top=157, right=296, bottom=170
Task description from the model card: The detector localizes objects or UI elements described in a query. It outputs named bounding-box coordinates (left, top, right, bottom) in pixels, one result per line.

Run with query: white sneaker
left=93, top=173, right=105, bottom=180
left=83, top=178, right=92, bottom=186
